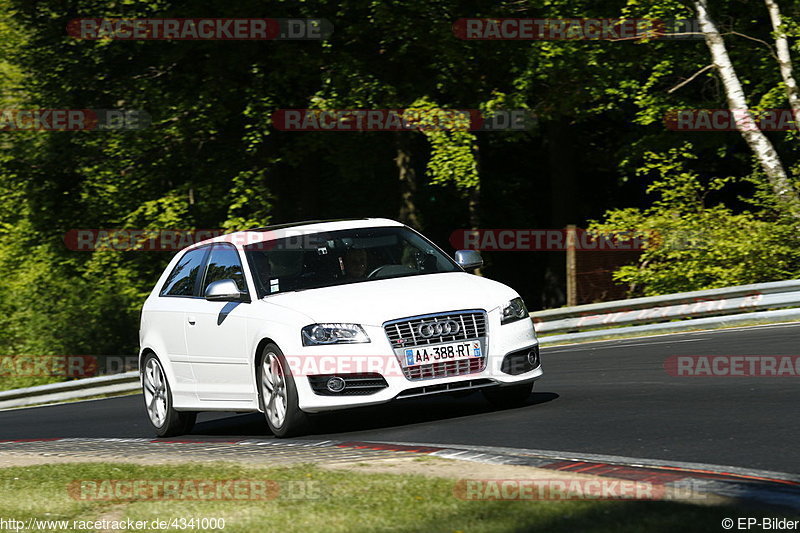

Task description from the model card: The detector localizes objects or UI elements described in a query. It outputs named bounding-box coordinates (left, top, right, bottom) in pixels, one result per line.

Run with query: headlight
left=501, top=297, right=529, bottom=324
left=301, top=323, right=370, bottom=345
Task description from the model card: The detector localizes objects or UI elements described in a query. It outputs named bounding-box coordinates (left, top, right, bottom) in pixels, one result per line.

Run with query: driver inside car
left=342, top=247, right=368, bottom=278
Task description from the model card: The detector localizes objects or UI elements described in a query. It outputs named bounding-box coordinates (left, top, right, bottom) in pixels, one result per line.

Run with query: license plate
left=401, top=341, right=482, bottom=368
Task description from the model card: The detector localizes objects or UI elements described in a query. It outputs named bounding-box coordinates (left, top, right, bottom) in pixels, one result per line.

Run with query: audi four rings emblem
left=417, top=320, right=460, bottom=338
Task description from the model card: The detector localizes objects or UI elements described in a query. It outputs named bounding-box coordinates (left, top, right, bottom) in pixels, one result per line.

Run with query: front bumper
left=294, top=310, right=542, bottom=413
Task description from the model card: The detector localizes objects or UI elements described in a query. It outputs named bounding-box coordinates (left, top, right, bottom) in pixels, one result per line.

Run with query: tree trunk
left=694, top=0, right=800, bottom=219
left=765, top=0, right=800, bottom=114
left=394, top=132, right=422, bottom=229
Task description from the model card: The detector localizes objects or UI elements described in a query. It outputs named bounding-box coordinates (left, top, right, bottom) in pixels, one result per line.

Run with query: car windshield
left=244, top=226, right=459, bottom=297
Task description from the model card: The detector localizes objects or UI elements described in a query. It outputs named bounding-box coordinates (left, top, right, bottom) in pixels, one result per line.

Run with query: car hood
left=261, top=272, right=519, bottom=326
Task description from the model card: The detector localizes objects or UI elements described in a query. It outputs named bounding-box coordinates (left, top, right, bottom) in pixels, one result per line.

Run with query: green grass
left=0, top=373, right=63, bottom=392
left=0, top=462, right=792, bottom=532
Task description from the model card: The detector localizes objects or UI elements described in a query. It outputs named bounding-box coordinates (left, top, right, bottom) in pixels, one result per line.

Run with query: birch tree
left=765, top=0, right=800, bottom=114
left=693, top=0, right=800, bottom=220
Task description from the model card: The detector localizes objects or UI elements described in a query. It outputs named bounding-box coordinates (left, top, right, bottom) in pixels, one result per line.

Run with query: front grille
left=402, top=356, right=485, bottom=380
left=384, top=310, right=487, bottom=348
left=385, top=310, right=488, bottom=381
left=307, top=373, right=388, bottom=396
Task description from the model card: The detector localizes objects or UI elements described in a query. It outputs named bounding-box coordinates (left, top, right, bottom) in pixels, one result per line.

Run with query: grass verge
left=0, top=462, right=793, bottom=532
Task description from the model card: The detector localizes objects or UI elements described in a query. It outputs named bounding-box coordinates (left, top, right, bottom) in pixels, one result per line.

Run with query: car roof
left=188, top=217, right=406, bottom=250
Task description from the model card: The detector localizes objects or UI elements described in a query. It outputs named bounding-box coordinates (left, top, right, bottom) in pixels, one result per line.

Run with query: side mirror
left=205, top=279, right=244, bottom=302
left=455, top=250, right=483, bottom=271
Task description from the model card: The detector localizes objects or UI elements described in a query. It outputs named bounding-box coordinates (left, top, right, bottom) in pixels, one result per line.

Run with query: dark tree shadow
left=190, top=391, right=559, bottom=438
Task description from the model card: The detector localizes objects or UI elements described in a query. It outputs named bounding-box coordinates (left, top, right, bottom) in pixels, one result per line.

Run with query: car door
left=184, top=243, right=254, bottom=402
left=154, top=245, right=211, bottom=402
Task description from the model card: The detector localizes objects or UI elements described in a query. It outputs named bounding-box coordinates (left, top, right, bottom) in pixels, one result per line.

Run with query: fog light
left=527, top=349, right=539, bottom=367
left=326, top=376, right=346, bottom=393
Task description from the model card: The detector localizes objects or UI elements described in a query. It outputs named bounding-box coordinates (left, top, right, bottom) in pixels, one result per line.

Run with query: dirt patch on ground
left=0, top=455, right=172, bottom=467
left=323, top=455, right=581, bottom=480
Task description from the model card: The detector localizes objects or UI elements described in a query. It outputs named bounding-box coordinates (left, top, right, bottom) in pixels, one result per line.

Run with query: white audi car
left=139, top=218, right=542, bottom=437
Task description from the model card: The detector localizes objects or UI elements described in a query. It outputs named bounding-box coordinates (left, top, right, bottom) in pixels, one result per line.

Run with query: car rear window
left=161, top=247, right=209, bottom=296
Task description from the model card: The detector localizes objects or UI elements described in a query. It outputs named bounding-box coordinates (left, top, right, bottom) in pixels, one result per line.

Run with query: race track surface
left=1, top=323, right=797, bottom=472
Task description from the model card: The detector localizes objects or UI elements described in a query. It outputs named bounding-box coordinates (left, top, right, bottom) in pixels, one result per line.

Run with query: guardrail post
left=566, top=224, right=577, bottom=306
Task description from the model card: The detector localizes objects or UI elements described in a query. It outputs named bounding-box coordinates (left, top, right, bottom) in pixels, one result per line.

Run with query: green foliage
left=408, top=97, right=479, bottom=192
left=222, top=169, right=273, bottom=231
left=590, top=144, right=800, bottom=295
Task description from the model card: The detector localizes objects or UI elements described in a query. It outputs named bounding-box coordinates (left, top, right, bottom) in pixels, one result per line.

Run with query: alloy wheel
left=143, top=358, right=168, bottom=427
left=261, top=352, right=288, bottom=428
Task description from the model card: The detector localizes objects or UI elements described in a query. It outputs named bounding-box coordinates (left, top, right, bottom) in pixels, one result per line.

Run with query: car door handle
left=187, top=316, right=196, bottom=325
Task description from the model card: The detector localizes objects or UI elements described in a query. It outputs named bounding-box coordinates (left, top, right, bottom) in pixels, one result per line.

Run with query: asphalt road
left=1, top=323, right=798, bottom=472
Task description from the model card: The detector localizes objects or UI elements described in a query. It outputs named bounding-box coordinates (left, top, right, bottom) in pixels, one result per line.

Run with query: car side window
left=161, top=247, right=209, bottom=297
left=202, top=245, right=247, bottom=295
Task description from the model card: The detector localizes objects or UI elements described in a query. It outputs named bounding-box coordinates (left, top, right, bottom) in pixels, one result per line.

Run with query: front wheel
left=482, top=382, right=534, bottom=408
left=142, top=354, right=196, bottom=437
left=258, top=343, right=310, bottom=438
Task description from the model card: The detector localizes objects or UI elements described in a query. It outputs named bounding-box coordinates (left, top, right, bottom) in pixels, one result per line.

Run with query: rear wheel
left=482, top=382, right=534, bottom=408
left=258, top=343, right=309, bottom=438
left=142, top=354, right=196, bottom=437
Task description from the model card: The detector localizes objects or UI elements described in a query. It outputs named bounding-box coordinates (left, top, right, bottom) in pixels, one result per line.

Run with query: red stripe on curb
left=652, top=465, right=800, bottom=486
left=542, top=462, right=687, bottom=483
left=540, top=460, right=800, bottom=486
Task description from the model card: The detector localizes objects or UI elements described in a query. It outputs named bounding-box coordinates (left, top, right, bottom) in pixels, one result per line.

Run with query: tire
left=141, top=353, right=197, bottom=437
left=258, top=343, right=310, bottom=438
left=482, top=382, right=534, bottom=408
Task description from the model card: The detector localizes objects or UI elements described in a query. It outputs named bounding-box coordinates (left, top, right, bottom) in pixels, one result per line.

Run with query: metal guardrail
left=3, top=279, right=800, bottom=408
left=0, top=370, right=139, bottom=410
left=532, top=279, right=800, bottom=343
